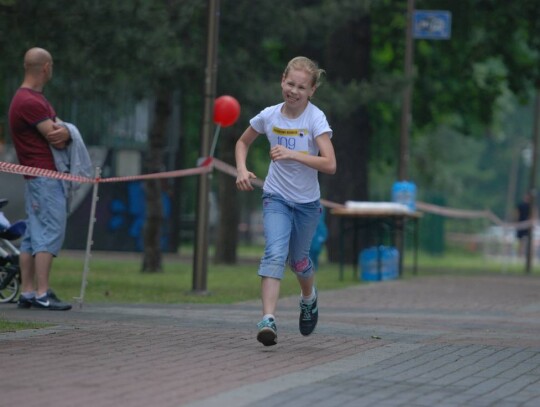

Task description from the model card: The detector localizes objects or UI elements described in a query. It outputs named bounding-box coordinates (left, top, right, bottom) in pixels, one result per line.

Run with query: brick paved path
left=1, top=274, right=539, bottom=406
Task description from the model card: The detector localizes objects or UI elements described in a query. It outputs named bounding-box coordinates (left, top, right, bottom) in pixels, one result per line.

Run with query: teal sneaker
left=257, top=317, right=277, bottom=346
left=299, top=294, right=318, bottom=336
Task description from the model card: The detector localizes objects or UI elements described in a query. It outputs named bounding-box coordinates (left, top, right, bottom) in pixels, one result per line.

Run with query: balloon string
left=209, top=125, right=222, bottom=158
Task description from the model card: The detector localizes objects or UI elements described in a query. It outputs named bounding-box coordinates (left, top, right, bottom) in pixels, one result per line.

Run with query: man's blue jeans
left=21, top=177, right=67, bottom=256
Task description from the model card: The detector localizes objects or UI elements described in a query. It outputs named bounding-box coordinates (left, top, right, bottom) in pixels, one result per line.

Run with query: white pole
left=209, top=125, right=222, bottom=158
left=75, top=167, right=101, bottom=309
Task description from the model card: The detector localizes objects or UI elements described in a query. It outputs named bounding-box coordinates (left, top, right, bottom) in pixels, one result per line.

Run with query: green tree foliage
left=368, top=0, right=540, bottom=221
left=0, top=0, right=207, bottom=272
left=2, top=0, right=540, bottom=265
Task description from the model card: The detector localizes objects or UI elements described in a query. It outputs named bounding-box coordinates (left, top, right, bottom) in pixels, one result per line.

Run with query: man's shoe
left=32, top=291, right=72, bottom=311
left=299, top=294, right=318, bottom=336
left=257, top=317, right=277, bottom=346
left=46, top=289, right=61, bottom=301
left=17, top=295, right=33, bottom=309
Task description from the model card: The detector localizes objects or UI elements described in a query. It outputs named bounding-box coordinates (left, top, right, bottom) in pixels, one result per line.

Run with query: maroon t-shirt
left=8, top=87, right=57, bottom=172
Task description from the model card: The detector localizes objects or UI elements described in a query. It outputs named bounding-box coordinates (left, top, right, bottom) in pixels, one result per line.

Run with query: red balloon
left=213, top=95, right=241, bottom=127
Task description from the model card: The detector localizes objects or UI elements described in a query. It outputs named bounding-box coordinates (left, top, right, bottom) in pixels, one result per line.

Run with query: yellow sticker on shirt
left=272, top=127, right=309, bottom=154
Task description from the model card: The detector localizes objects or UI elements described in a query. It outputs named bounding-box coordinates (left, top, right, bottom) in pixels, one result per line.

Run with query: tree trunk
left=142, top=86, right=172, bottom=272
left=323, top=14, right=371, bottom=264
left=213, top=124, right=240, bottom=264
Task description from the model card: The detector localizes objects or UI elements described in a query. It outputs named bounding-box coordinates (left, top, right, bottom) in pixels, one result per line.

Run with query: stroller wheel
left=0, top=268, right=20, bottom=303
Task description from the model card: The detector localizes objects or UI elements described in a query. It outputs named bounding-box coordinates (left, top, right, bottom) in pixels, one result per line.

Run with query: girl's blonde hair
left=283, top=56, right=325, bottom=88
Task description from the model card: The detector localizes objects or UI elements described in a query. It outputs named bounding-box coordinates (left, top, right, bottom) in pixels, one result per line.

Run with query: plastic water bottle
left=359, top=247, right=379, bottom=281
left=392, top=181, right=417, bottom=211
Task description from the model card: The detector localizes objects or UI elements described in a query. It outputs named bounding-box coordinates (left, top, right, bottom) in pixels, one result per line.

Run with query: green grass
left=0, top=320, right=50, bottom=333
left=410, top=246, right=540, bottom=275
left=5, top=243, right=539, bottom=306
left=2, top=245, right=538, bottom=332
left=49, top=246, right=540, bottom=305
left=47, top=252, right=359, bottom=304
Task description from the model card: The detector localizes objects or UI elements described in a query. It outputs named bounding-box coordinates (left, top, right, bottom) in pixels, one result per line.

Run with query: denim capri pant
left=258, top=192, right=322, bottom=280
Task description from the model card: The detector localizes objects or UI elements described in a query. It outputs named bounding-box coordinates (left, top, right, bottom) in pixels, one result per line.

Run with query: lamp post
left=395, top=0, right=415, bottom=277
left=398, top=0, right=415, bottom=181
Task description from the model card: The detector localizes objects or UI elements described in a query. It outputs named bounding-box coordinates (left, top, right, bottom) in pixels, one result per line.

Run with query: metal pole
left=398, top=0, right=415, bottom=181
left=193, top=0, right=220, bottom=292
left=209, top=125, right=222, bottom=158
left=525, top=88, right=540, bottom=274
left=76, top=167, right=101, bottom=308
left=396, top=0, right=414, bottom=276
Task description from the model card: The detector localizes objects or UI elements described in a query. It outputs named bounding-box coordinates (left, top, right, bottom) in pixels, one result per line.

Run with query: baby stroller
left=0, top=199, right=26, bottom=303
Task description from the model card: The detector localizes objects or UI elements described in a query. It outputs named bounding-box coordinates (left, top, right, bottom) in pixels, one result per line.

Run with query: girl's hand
left=270, top=145, right=293, bottom=161
left=236, top=169, right=257, bottom=191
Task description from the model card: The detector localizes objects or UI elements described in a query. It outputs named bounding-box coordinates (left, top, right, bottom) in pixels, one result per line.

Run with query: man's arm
left=36, top=119, right=70, bottom=149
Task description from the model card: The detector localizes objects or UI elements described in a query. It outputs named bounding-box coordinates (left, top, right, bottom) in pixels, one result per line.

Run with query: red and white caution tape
left=99, top=165, right=211, bottom=183
left=0, top=161, right=95, bottom=183
left=415, top=200, right=535, bottom=231
left=1, top=159, right=533, bottom=227
left=415, top=201, right=491, bottom=220
left=211, top=158, right=344, bottom=209
left=0, top=159, right=212, bottom=184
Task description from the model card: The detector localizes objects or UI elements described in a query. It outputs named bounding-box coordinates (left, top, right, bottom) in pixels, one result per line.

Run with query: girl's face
left=281, top=68, right=316, bottom=110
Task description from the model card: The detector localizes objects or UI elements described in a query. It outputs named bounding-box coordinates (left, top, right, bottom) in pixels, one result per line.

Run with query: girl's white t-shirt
left=250, top=102, right=332, bottom=203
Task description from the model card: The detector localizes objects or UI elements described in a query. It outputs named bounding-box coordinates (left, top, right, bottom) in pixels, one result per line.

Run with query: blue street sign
left=413, top=10, right=452, bottom=40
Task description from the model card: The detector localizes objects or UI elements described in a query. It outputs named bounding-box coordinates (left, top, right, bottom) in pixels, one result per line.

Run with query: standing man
left=515, top=192, right=537, bottom=257
left=8, top=47, right=72, bottom=310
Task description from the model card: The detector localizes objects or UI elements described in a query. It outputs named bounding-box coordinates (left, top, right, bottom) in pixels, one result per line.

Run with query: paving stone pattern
left=1, top=273, right=539, bottom=406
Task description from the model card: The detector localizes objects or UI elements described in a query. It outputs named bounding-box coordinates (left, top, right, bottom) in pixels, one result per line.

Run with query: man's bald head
left=24, top=47, right=53, bottom=74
